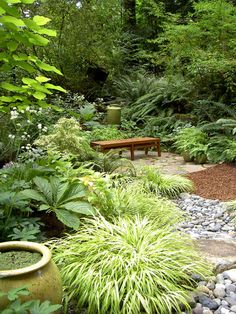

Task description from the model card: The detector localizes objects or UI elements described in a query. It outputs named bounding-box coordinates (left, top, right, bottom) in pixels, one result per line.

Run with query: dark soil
left=187, top=164, right=236, bottom=201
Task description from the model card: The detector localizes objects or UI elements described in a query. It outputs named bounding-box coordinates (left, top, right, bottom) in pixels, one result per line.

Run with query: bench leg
left=119, top=150, right=122, bottom=157
left=130, top=145, right=134, bottom=160
left=157, top=141, right=161, bottom=157
left=145, top=147, right=149, bottom=155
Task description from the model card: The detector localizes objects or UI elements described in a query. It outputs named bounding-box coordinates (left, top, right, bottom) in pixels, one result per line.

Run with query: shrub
left=89, top=125, right=128, bottom=141
left=35, top=117, right=96, bottom=161
left=138, top=166, right=194, bottom=198
left=52, top=216, right=210, bottom=314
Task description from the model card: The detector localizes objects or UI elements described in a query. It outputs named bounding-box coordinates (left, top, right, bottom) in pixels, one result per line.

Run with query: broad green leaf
left=14, top=61, right=36, bottom=73
left=1, top=82, right=22, bottom=92
left=63, top=201, right=94, bottom=215
left=24, top=19, right=40, bottom=31
left=37, top=28, right=57, bottom=37
left=6, top=0, right=21, bottom=4
left=55, top=209, right=81, bottom=230
left=32, top=177, right=53, bottom=204
left=22, top=77, right=37, bottom=85
left=28, top=33, right=49, bottom=46
left=0, top=3, right=20, bottom=17
left=0, top=96, right=16, bottom=102
left=36, top=76, right=50, bottom=83
left=39, top=204, right=50, bottom=211
left=20, top=189, right=47, bottom=202
left=0, top=52, right=9, bottom=61
left=33, top=91, right=46, bottom=100
left=44, top=83, right=66, bottom=92
left=36, top=61, right=63, bottom=75
left=0, top=8, right=6, bottom=15
left=13, top=53, right=28, bottom=61
left=7, top=41, right=18, bottom=52
left=33, top=15, right=51, bottom=26
left=1, top=16, right=25, bottom=27
left=21, top=0, right=36, bottom=3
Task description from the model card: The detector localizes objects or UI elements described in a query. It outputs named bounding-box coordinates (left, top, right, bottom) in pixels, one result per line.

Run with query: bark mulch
left=186, top=164, right=236, bottom=201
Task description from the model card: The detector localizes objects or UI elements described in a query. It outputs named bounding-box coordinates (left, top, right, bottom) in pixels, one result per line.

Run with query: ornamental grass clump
left=52, top=216, right=210, bottom=314
left=139, top=166, right=194, bottom=198
left=102, top=182, right=183, bottom=226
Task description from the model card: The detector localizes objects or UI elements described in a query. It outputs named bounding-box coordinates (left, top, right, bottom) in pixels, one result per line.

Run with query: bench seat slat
left=91, top=137, right=161, bottom=160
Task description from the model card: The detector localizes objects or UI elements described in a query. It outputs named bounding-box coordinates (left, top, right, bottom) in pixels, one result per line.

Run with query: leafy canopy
left=0, top=0, right=66, bottom=112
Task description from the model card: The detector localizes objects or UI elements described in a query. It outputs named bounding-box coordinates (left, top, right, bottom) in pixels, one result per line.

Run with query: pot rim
left=0, top=241, right=51, bottom=277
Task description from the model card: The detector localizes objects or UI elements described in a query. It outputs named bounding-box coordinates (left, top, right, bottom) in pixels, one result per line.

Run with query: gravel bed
left=176, top=193, right=236, bottom=313
left=176, top=193, right=236, bottom=240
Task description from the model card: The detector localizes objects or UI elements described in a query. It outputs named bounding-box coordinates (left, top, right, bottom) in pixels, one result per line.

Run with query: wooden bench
left=91, top=137, right=161, bottom=160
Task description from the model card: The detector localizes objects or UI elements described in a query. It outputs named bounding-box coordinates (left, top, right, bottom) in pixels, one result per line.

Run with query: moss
left=0, top=250, right=42, bottom=270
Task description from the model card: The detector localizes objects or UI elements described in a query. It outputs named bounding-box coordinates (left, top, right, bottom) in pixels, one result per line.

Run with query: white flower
left=8, top=134, right=15, bottom=139
left=10, top=110, right=19, bottom=120
left=26, top=107, right=30, bottom=111
left=38, top=123, right=42, bottom=130
left=42, top=126, right=48, bottom=132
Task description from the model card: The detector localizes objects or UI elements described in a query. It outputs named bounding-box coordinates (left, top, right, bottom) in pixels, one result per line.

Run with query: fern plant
left=51, top=216, right=210, bottom=314
left=92, top=150, right=136, bottom=175
left=21, top=176, right=94, bottom=230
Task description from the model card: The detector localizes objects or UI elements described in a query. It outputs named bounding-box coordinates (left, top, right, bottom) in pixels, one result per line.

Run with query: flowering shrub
left=0, top=107, right=50, bottom=163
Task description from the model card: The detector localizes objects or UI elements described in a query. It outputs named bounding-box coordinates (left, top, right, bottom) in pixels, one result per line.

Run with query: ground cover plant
left=138, top=166, right=194, bottom=198
left=51, top=216, right=210, bottom=314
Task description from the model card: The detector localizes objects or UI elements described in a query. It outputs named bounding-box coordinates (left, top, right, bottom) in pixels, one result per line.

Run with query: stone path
left=124, top=151, right=214, bottom=175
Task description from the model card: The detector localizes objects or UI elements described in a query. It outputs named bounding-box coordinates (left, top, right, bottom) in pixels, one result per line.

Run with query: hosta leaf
left=33, top=15, right=51, bottom=26
left=0, top=8, right=6, bottom=15
left=1, top=16, right=25, bottom=27
left=63, top=201, right=94, bottom=215
left=55, top=209, right=81, bottom=230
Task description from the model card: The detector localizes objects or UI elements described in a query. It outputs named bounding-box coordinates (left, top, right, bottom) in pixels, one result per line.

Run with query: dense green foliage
left=52, top=216, right=210, bottom=314
left=0, top=0, right=66, bottom=112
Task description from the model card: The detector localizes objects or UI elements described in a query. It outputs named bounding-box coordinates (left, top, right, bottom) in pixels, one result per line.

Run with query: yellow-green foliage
left=35, top=118, right=95, bottom=161
left=51, top=216, right=211, bottom=314
left=139, top=166, right=194, bottom=198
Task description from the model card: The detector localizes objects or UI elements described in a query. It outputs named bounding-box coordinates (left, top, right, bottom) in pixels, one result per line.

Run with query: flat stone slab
left=121, top=151, right=215, bottom=175
left=196, top=239, right=236, bottom=272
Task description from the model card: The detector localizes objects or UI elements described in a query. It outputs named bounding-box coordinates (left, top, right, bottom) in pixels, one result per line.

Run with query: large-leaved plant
left=21, top=176, right=94, bottom=230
